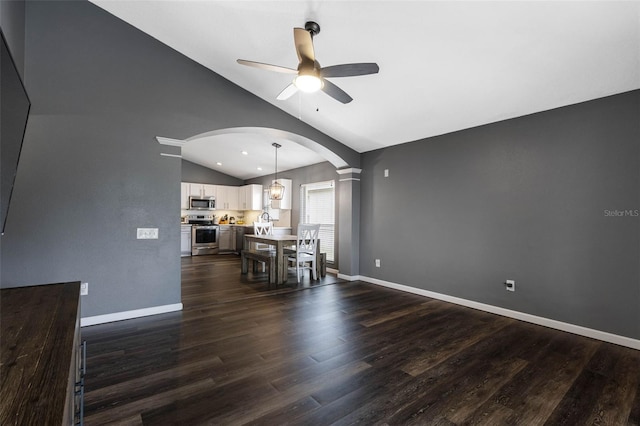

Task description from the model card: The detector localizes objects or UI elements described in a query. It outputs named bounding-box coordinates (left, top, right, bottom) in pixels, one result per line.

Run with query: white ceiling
left=92, top=0, right=640, bottom=180
left=182, top=131, right=327, bottom=180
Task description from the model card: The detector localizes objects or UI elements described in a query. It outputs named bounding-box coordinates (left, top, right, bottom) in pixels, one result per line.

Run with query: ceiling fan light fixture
left=294, top=74, right=322, bottom=93
left=237, top=21, right=378, bottom=103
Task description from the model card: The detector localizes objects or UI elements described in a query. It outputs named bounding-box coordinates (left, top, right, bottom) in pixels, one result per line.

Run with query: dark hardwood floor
left=83, top=255, right=640, bottom=425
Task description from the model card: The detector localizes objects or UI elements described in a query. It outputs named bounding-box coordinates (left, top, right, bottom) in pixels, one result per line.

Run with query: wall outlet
left=375, top=259, right=381, bottom=267
left=137, top=228, right=159, bottom=239
left=80, top=282, right=89, bottom=296
left=384, top=169, right=389, bottom=177
left=505, top=280, right=515, bottom=292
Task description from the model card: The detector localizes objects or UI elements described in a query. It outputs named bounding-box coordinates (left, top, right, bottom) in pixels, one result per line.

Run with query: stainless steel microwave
left=189, top=196, right=216, bottom=210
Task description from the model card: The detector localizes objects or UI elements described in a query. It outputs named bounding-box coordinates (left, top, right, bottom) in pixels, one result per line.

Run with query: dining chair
left=287, top=223, right=320, bottom=282
left=253, top=221, right=273, bottom=272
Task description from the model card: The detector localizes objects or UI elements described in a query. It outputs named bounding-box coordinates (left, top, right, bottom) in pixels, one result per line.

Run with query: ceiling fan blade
left=237, top=59, right=297, bottom=74
left=321, top=79, right=353, bottom=104
left=293, top=28, right=315, bottom=64
left=276, top=83, right=298, bottom=100
left=320, top=63, right=380, bottom=78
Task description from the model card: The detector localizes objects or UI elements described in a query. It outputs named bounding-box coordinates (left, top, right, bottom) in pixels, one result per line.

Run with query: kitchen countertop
left=181, top=223, right=292, bottom=230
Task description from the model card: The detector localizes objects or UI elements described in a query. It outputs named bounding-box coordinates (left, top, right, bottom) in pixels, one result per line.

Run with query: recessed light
left=241, top=150, right=248, bottom=155
left=216, top=162, right=222, bottom=166
left=257, top=167, right=263, bottom=171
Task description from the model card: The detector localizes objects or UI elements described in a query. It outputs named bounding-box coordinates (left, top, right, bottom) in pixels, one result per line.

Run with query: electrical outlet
left=137, top=228, right=159, bottom=239
left=80, top=282, right=89, bottom=295
left=375, top=259, right=381, bottom=267
left=384, top=169, right=389, bottom=177
left=505, top=280, right=515, bottom=292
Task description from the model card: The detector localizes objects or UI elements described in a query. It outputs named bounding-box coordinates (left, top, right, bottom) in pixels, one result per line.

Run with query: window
left=300, top=180, right=335, bottom=263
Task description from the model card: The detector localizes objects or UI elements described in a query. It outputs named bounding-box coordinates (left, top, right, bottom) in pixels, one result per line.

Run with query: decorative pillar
left=336, top=168, right=361, bottom=280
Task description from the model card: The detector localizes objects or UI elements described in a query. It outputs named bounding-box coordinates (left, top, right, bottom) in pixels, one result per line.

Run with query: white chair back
left=296, top=223, right=320, bottom=255
left=252, top=222, right=274, bottom=256
left=253, top=221, right=273, bottom=236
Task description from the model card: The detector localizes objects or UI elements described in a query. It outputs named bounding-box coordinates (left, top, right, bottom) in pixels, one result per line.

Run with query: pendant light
left=268, top=143, right=284, bottom=200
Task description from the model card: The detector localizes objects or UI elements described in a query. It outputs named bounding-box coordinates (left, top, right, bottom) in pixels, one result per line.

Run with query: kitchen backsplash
left=180, top=209, right=291, bottom=227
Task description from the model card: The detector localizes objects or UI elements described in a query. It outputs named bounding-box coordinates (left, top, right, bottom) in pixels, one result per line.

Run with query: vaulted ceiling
left=91, top=1, right=640, bottom=179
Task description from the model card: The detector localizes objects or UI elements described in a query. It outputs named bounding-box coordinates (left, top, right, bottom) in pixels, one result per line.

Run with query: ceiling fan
left=237, top=21, right=379, bottom=104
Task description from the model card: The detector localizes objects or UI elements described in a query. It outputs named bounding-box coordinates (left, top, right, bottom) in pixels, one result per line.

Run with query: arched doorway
left=186, top=127, right=349, bottom=170
left=158, top=127, right=361, bottom=279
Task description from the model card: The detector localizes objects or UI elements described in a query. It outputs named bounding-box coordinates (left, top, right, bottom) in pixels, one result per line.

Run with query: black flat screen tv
left=1, top=29, right=31, bottom=234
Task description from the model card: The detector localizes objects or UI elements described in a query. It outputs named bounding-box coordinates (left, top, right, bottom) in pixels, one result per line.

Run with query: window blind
left=300, top=180, right=335, bottom=262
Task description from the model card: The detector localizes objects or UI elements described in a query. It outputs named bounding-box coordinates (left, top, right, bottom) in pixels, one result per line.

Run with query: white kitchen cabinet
left=238, top=185, right=249, bottom=210
left=188, top=183, right=202, bottom=197
left=180, top=225, right=192, bottom=256
left=229, top=186, right=240, bottom=210
left=188, top=183, right=216, bottom=198
left=215, top=185, right=239, bottom=210
left=203, top=184, right=216, bottom=197
left=183, top=182, right=260, bottom=211
left=239, top=184, right=262, bottom=210
left=180, top=183, right=190, bottom=209
left=270, top=178, right=292, bottom=210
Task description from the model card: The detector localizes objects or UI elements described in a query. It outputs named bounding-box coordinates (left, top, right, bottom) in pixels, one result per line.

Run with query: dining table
left=243, top=233, right=321, bottom=285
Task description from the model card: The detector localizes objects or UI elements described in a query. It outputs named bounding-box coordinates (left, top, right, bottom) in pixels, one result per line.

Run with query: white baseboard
left=81, top=303, right=183, bottom=327
left=337, top=273, right=362, bottom=281
left=326, top=267, right=339, bottom=275
left=359, top=276, right=640, bottom=351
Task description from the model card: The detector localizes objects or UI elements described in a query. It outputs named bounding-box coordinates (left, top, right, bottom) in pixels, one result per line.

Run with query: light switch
left=137, top=228, right=159, bottom=239
left=384, top=169, right=389, bottom=177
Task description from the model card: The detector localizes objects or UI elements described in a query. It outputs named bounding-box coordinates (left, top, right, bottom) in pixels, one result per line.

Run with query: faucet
left=260, top=211, right=271, bottom=222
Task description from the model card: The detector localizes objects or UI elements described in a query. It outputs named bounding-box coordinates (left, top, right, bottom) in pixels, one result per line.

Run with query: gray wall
left=0, top=0, right=25, bottom=77
left=0, top=0, right=27, bottom=285
left=246, top=161, right=340, bottom=266
left=360, top=90, right=640, bottom=339
left=0, top=0, right=356, bottom=319
left=4, top=0, right=635, bottom=341
left=182, top=159, right=243, bottom=186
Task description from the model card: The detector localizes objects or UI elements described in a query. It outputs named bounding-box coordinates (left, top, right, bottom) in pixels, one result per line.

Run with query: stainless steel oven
left=187, top=214, right=219, bottom=256
left=191, top=225, right=219, bottom=255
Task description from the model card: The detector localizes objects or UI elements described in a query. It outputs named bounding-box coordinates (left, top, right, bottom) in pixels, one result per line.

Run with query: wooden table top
left=1, top=282, right=80, bottom=425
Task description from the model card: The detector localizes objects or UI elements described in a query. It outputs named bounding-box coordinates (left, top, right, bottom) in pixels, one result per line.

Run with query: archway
left=186, top=127, right=349, bottom=170
left=158, top=127, right=361, bottom=279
